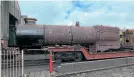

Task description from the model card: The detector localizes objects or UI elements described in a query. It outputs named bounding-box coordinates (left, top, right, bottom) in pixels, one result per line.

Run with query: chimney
left=24, top=18, right=37, bottom=25
left=75, top=21, right=80, bottom=27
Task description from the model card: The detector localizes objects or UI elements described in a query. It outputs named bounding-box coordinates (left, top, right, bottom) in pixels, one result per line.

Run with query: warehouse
left=1, top=1, right=21, bottom=48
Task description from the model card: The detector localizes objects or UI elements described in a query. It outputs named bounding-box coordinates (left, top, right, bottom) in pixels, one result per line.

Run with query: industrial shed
left=1, top=1, right=21, bottom=48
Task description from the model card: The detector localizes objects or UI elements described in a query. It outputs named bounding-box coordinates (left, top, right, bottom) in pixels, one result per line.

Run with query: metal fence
left=1, top=48, right=24, bottom=77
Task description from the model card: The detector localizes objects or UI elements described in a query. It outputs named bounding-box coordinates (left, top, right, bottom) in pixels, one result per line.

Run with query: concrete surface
left=56, top=64, right=134, bottom=77
left=3, top=57, right=133, bottom=77
left=22, top=57, right=134, bottom=77
left=24, top=54, right=49, bottom=60
left=54, top=57, right=134, bottom=74
left=23, top=64, right=134, bottom=77
left=24, top=63, right=60, bottom=74
left=24, top=65, right=49, bottom=74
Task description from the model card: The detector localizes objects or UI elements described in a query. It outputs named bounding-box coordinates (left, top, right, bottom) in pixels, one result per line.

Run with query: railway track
left=23, top=57, right=134, bottom=77
left=2, top=56, right=134, bottom=68
left=24, top=56, right=134, bottom=66
left=2, top=59, right=49, bottom=68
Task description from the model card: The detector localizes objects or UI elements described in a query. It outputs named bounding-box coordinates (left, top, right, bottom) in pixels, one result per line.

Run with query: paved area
left=23, top=64, right=134, bottom=77
left=2, top=57, right=134, bottom=77
left=24, top=65, right=49, bottom=74
left=24, top=63, right=60, bottom=74
left=56, top=64, right=134, bottom=77
left=24, top=71, right=51, bottom=77
left=24, top=54, right=49, bottom=60
left=54, top=57, right=134, bottom=74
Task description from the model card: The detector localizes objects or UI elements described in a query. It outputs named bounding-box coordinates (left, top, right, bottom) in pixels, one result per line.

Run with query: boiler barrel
left=16, top=25, right=44, bottom=46
left=16, top=25, right=44, bottom=36
left=71, top=26, right=97, bottom=44
left=44, top=26, right=72, bottom=45
left=44, top=26, right=97, bottom=45
left=16, top=25, right=98, bottom=46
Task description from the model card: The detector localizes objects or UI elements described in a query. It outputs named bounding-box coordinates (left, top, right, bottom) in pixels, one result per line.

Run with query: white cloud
left=19, top=1, right=134, bottom=29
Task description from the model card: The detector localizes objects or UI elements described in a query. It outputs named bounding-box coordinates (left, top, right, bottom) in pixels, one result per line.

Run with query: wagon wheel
left=54, top=53, right=62, bottom=63
left=73, top=52, right=83, bottom=61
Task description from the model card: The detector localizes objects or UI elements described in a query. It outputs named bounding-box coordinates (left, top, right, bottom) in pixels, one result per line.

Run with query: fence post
left=0, top=45, right=2, bottom=77
left=21, top=50, right=24, bottom=77
left=49, top=49, right=53, bottom=73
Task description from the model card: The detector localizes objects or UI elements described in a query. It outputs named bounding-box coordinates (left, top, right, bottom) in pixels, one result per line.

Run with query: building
left=20, top=15, right=27, bottom=25
left=1, top=1, right=21, bottom=48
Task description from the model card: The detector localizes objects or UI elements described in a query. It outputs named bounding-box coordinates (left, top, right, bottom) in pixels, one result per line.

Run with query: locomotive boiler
left=14, top=22, right=134, bottom=62
left=16, top=24, right=120, bottom=52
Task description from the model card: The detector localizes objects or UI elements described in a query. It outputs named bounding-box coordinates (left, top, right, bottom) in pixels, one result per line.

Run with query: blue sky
left=19, top=1, right=134, bottom=29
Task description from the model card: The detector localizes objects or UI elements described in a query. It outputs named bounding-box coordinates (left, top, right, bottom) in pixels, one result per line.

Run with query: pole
left=0, top=43, right=2, bottom=77
left=49, top=49, right=53, bottom=73
left=21, top=50, right=24, bottom=77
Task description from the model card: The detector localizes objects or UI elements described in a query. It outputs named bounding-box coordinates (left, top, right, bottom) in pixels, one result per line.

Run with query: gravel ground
left=56, top=64, right=134, bottom=77
left=2, top=64, right=134, bottom=77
